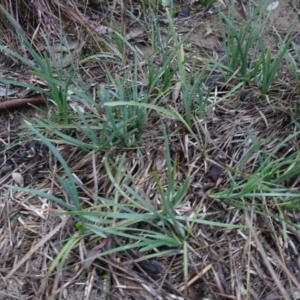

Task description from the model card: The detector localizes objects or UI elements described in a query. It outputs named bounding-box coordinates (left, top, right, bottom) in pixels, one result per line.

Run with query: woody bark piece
left=0, top=94, right=46, bottom=111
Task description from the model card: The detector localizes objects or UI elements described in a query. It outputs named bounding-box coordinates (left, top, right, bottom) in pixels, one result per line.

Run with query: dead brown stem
left=0, top=94, right=46, bottom=111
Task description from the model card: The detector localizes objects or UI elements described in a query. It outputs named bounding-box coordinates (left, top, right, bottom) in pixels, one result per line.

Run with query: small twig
left=177, top=263, right=212, bottom=292
left=0, top=94, right=46, bottom=111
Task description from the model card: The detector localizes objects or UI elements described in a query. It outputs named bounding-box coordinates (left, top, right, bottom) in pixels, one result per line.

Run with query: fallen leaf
left=125, top=28, right=144, bottom=41
left=207, top=164, right=223, bottom=182
left=70, top=103, right=85, bottom=113
left=266, top=1, right=279, bottom=11
left=136, top=259, right=164, bottom=279
left=95, top=25, right=112, bottom=35
left=206, top=158, right=225, bottom=182
left=83, top=239, right=107, bottom=268
left=155, top=145, right=166, bottom=171
left=125, top=249, right=164, bottom=280
left=172, top=81, right=182, bottom=103
left=12, top=172, right=24, bottom=187
left=205, top=24, right=213, bottom=37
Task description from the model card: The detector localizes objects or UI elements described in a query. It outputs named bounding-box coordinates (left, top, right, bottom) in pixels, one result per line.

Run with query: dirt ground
left=1, top=0, right=300, bottom=299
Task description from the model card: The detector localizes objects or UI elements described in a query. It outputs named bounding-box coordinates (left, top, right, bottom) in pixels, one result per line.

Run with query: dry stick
left=177, top=263, right=212, bottom=292
left=0, top=94, right=46, bottom=111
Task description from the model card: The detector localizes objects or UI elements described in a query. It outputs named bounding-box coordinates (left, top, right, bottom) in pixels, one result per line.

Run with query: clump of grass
left=0, top=5, right=75, bottom=124
left=218, top=0, right=269, bottom=83
left=256, top=39, right=291, bottom=95
left=213, top=0, right=290, bottom=94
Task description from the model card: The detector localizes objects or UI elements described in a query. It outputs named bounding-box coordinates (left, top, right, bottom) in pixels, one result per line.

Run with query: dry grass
left=1, top=0, right=300, bottom=299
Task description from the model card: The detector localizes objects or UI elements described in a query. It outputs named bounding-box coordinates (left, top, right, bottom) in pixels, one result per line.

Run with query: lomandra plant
left=219, top=0, right=269, bottom=83
left=0, top=5, right=74, bottom=124
left=98, top=55, right=148, bottom=148
left=166, top=9, right=205, bottom=127
left=257, top=38, right=291, bottom=95
left=40, top=56, right=149, bottom=152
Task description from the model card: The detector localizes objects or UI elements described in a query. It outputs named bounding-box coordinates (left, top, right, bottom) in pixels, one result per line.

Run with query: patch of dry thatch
left=1, top=1, right=300, bottom=300
left=0, top=0, right=117, bottom=57
left=1, top=86, right=300, bottom=299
